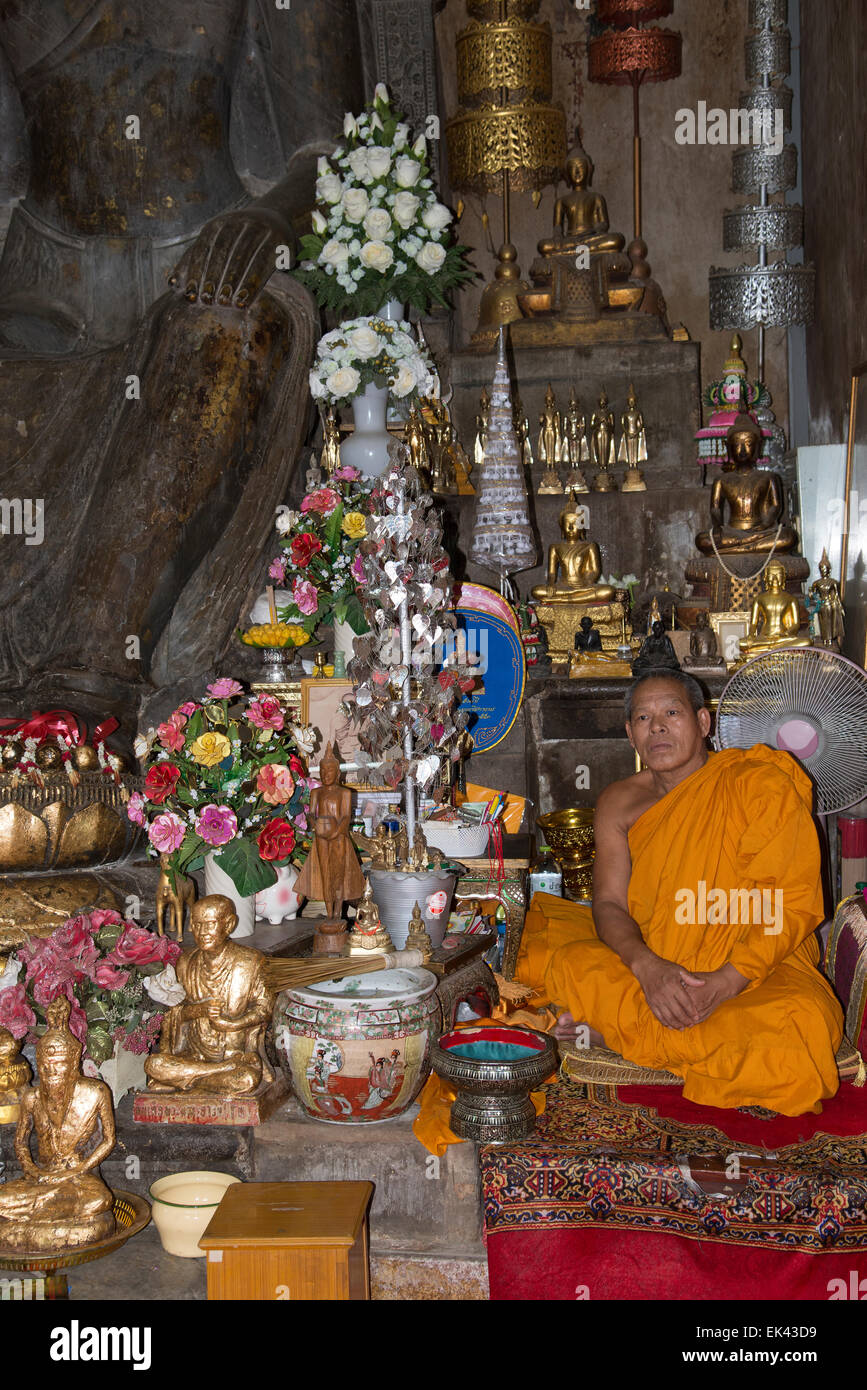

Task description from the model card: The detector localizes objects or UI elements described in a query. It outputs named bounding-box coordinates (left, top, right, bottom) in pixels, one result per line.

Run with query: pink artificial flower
left=53, top=914, right=98, bottom=956
left=93, top=961, right=131, bottom=991
left=269, top=557, right=287, bottom=583
left=256, top=763, right=295, bottom=805
left=0, top=983, right=36, bottom=1040
left=177, top=701, right=198, bottom=717
left=31, top=968, right=76, bottom=1011
left=300, top=487, right=340, bottom=516
left=333, top=465, right=360, bottom=482
left=247, top=696, right=285, bottom=733
left=292, top=578, right=319, bottom=616
left=295, top=811, right=308, bottom=833
left=89, top=909, right=123, bottom=931
left=351, top=553, right=365, bottom=583
left=206, top=679, right=243, bottom=700
left=148, top=811, right=186, bottom=854
left=157, top=721, right=186, bottom=753
left=168, top=710, right=188, bottom=730
left=108, top=923, right=171, bottom=968
left=195, top=803, right=238, bottom=847
left=68, top=1001, right=89, bottom=1048
left=127, top=791, right=147, bottom=827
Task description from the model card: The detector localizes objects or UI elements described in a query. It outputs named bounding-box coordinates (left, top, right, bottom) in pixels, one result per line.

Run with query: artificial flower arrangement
left=293, top=83, right=473, bottom=317
left=270, top=464, right=374, bottom=638
left=309, top=315, right=439, bottom=410
left=0, top=908, right=179, bottom=1067
left=129, top=679, right=314, bottom=898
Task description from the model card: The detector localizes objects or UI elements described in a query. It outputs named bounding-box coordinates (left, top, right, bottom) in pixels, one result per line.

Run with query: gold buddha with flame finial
left=810, top=549, right=845, bottom=649
left=696, top=413, right=797, bottom=555
left=532, top=492, right=614, bottom=606
left=349, top=879, right=394, bottom=956
left=738, top=561, right=811, bottom=657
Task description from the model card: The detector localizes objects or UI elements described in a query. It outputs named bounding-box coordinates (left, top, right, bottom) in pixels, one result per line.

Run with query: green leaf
left=87, top=1027, right=114, bottom=1066
left=95, top=921, right=124, bottom=951
left=214, top=837, right=277, bottom=896
left=85, top=998, right=110, bottom=1024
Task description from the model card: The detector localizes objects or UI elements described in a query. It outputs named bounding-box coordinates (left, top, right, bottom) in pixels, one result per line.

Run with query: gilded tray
left=0, top=1190, right=151, bottom=1274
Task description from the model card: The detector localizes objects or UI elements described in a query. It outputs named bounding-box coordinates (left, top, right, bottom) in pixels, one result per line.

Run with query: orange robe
left=518, top=747, right=844, bottom=1115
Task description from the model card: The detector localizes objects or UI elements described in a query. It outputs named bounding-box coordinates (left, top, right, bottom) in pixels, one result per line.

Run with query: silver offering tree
left=344, top=446, right=476, bottom=846
left=469, top=326, right=537, bottom=585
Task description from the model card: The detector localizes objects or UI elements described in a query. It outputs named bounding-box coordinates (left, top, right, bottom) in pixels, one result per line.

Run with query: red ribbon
left=0, top=710, right=119, bottom=747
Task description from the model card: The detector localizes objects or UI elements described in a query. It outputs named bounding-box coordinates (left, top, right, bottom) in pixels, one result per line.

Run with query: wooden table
left=199, top=1181, right=373, bottom=1301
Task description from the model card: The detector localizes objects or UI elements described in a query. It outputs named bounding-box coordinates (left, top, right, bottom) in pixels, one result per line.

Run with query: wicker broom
left=264, top=948, right=426, bottom=993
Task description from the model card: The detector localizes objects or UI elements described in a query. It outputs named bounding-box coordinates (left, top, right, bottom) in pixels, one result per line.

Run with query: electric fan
left=715, top=648, right=867, bottom=814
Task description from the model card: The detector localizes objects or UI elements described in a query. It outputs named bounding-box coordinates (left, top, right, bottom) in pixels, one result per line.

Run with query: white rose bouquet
left=309, top=315, right=439, bottom=408
left=293, top=85, right=474, bottom=316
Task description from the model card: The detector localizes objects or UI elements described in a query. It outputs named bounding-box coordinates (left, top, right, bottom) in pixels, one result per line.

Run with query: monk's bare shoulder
left=595, top=769, right=658, bottom=835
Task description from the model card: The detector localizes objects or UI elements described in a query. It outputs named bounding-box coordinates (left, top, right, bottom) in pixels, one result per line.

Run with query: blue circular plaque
left=453, top=598, right=526, bottom=753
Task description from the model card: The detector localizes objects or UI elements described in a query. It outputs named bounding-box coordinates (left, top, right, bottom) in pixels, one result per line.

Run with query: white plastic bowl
left=149, top=1170, right=241, bottom=1258
left=422, top=819, right=491, bottom=859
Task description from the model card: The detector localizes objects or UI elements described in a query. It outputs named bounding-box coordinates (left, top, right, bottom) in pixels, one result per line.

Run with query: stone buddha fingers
left=168, top=208, right=293, bottom=309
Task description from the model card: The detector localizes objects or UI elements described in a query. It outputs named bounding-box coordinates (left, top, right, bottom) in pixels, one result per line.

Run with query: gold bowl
left=537, top=809, right=595, bottom=901
left=0, top=772, right=144, bottom=872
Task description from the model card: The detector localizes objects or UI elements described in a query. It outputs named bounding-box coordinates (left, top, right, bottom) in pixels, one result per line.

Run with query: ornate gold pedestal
left=535, top=599, right=628, bottom=670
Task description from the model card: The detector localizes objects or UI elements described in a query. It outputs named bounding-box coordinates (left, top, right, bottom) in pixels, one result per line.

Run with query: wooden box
left=199, top=1181, right=373, bottom=1301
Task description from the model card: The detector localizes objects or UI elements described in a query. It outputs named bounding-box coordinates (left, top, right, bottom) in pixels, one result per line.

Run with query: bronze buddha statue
left=531, top=494, right=614, bottom=606
left=739, top=561, right=811, bottom=656
left=538, top=150, right=626, bottom=263
left=696, top=414, right=797, bottom=556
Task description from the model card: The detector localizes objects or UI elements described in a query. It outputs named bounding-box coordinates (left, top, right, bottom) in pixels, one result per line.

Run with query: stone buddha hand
left=696, top=414, right=797, bottom=555
left=531, top=500, right=614, bottom=605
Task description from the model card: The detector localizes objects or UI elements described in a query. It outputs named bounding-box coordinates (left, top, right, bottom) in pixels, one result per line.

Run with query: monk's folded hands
left=632, top=952, right=706, bottom=1030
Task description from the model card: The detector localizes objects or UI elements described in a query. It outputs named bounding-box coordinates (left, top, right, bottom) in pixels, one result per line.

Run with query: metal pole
left=397, top=477, right=417, bottom=846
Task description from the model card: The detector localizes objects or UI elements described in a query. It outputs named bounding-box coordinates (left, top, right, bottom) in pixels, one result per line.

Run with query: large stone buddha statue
left=0, top=0, right=362, bottom=730
left=696, top=413, right=797, bottom=556
left=531, top=494, right=614, bottom=606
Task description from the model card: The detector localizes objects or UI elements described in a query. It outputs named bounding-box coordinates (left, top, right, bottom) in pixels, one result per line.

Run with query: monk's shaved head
left=624, top=669, right=706, bottom=722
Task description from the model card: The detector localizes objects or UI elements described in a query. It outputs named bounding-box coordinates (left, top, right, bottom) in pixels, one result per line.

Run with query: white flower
left=413, top=135, right=426, bottom=159
left=347, top=148, right=371, bottom=181
left=416, top=241, right=446, bottom=274
left=367, top=147, right=392, bottom=180
left=319, top=238, right=350, bottom=268
left=342, top=187, right=370, bottom=223
left=311, top=209, right=327, bottom=235
left=389, top=328, right=416, bottom=355
left=393, top=191, right=421, bottom=229
left=391, top=362, right=418, bottom=398
left=316, top=173, right=343, bottom=204
left=399, top=234, right=421, bottom=256
left=144, top=964, right=186, bottom=1007
left=363, top=207, right=392, bottom=240
left=370, top=111, right=384, bottom=132
left=348, top=325, right=382, bottom=358
left=394, top=156, right=421, bottom=188
left=374, top=82, right=390, bottom=104
left=393, top=122, right=409, bottom=150
left=309, top=371, right=327, bottom=399
left=360, top=240, right=394, bottom=272
left=326, top=366, right=361, bottom=398
left=133, top=732, right=153, bottom=760
left=317, top=155, right=330, bottom=177
left=276, top=509, right=301, bottom=536
left=0, top=955, right=22, bottom=992
left=422, top=201, right=452, bottom=232
left=343, top=112, right=357, bottom=137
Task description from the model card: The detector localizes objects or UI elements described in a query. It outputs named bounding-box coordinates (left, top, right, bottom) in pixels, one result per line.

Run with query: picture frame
left=841, top=362, right=867, bottom=668
left=299, top=678, right=386, bottom=788
left=710, top=611, right=751, bottom=669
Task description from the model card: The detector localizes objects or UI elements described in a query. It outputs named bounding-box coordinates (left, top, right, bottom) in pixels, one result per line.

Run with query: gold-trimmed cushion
left=559, top=1036, right=865, bottom=1088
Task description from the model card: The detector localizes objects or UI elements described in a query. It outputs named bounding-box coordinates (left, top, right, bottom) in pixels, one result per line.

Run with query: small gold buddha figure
left=683, top=610, right=724, bottom=670
left=0, top=998, right=116, bottom=1253
left=531, top=492, right=615, bottom=605
left=537, top=384, right=564, bottom=494
left=320, top=407, right=342, bottom=478
left=0, top=1026, right=31, bottom=1124
left=406, top=903, right=433, bottom=963
left=538, top=146, right=626, bottom=263
left=618, top=384, right=648, bottom=493
left=564, top=389, right=590, bottom=493
left=475, top=387, right=490, bottom=469
left=404, top=403, right=429, bottom=481
left=696, top=413, right=797, bottom=555
left=349, top=879, right=394, bottom=955
left=402, top=828, right=429, bottom=875
left=513, top=393, right=534, bottom=471
left=144, top=895, right=275, bottom=1096
left=738, top=561, right=811, bottom=657
left=810, top=549, right=845, bottom=649
left=590, top=389, right=617, bottom=492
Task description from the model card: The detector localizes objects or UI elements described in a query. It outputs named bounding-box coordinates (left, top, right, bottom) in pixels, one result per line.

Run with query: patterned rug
left=482, top=1081, right=867, bottom=1255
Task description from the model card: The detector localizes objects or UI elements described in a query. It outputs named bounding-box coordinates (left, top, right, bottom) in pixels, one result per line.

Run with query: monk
left=518, top=670, right=844, bottom=1115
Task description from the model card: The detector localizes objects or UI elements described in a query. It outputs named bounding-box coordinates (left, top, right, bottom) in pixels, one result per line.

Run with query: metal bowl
left=431, top=1024, right=556, bottom=1143
left=537, top=809, right=595, bottom=900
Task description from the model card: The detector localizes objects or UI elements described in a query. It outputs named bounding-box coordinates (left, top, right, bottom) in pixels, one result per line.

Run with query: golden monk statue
left=295, top=744, right=366, bottom=922
left=538, top=148, right=626, bottom=260
left=0, top=998, right=116, bottom=1252
left=144, top=895, right=274, bottom=1096
left=696, top=414, right=797, bottom=555
left=0, top=1026, right=31, bottom=1124
left=738, top=561, right=810, bottom=656
left=810, top=549, right=845, bottom=649
left=531, top=494, right=614, bottom=605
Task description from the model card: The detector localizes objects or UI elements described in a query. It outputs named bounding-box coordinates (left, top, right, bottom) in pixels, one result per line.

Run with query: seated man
left=517, top=670, right=844, bottom=1116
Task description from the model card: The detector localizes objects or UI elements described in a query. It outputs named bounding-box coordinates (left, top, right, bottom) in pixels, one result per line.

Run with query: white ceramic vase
left=203, top=852, right=255, bottom=937
left=333, top=618, right=357, bottom=666
left=378, top=298, right=404, bottom=322
left=340, top=381, right=391, bottom=479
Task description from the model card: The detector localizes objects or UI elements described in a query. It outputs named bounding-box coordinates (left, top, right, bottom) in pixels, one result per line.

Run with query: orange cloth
left=413, top=1018, right=551, bottom=1155
left=516, top=747, right=844, bottom=1117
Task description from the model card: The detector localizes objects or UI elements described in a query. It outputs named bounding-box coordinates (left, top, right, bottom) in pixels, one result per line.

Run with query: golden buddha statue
left=810, top=549, right=845, bottom=649
left=590, top=389, right=617, bottom=492
left=144, top=895, right=275, bottom=1096
left=0, top=1026, right=30, bottom=1124
left=475, top=387, right=490, bottom=469
left=531, top=493, right=614, bottom=606
left=738, top=561, right=811, bottom=657
left=349, top=879, right=394, bottom=956
left=696, top=413, right=797, bottom=555
left=405, top=404, right=429, bottom=480
left=538, top=148, right=626, bottom=262
left=618, top=384, right=648, bottom=492
left=0, top=998, right=116, bottom=1253
left=537, top=384, right=564, bottom=495
left=563, top=389, right=590, bottom=493
left=405, top=903, right=433, bottom=963
left=321, top=407, right=342, bottom=479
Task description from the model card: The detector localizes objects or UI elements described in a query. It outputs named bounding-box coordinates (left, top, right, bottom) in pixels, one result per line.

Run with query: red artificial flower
left=93, top=961, right=131, bottom=991
left=144, top=763, right=181, bottom=804
left=257, top=818, right=296, bottom=863
left=288, top=754, right=306, bottom=779
left=290, top=532, right=323, bottom=569
left=107, top=923, right=178, bottom=968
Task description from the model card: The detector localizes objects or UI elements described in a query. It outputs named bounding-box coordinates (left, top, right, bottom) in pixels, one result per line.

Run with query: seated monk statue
left=0, top=1, right=361, bottom=728
left=531, top=494, right=614, bottom=605
left=0, top=997, right=116, bottom=1252
left=632, top=620, right=681, bottom=675
left=696, top=413, right=798, bottom=556
left=739, top=560, right=811, bottom=656
left=516, top=670, right=843, bottom=1116
left=145, top=895, right=274, bottom=1095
